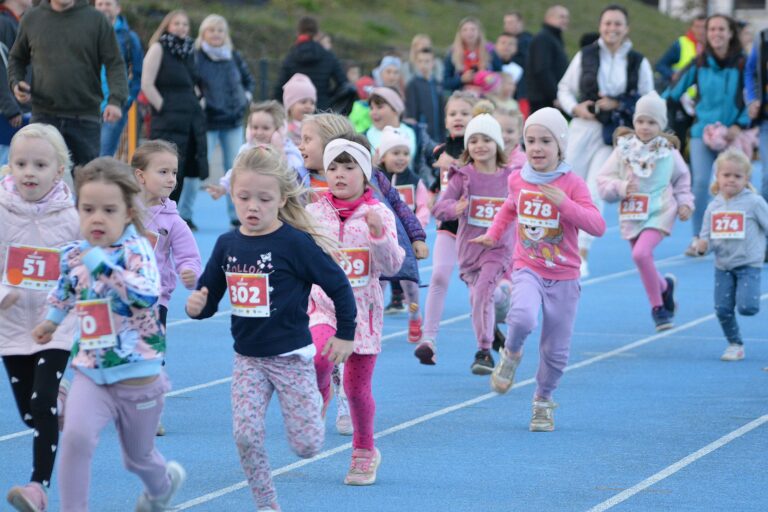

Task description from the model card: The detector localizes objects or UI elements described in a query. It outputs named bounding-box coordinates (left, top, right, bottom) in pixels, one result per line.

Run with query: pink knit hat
left=370, top=86, right=405, bottom=115
left=282, top=73, right=317, bottom=113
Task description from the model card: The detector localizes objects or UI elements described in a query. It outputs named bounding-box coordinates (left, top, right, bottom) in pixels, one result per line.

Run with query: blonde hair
left=149, top=10, right=189, bottom=47
left=612, top=126, right=680, bottom=148
left=249, top=100, right=286, bottom=129
left=302, top=113, right=354, bottom=149
left=711, top=148, right=756, bottom=195
left=460, top=102, right=508, bottom=167
left=10, top=123, right=72, bottom=174
left=451, top=17, right=489, bottom=72
left=446, top=90, right=479, bottom=112
left=74, top=157, right=147, bottom=236
left=230, top=145, right=338, bottom=256
left=409, top=34, right=432, bottom=64
left=195, top=14, right=233, bottom=49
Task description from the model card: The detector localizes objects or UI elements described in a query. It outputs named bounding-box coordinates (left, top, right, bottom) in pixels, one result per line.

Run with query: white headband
left=323, top=139, right=373, bottom=181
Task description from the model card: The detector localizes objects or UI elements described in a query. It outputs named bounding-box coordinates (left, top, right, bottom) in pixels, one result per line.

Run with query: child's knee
left=506, top=307, right=537, bottom=334
left=290, top=432, right=324, bottom=459
left=737, top=304, right=759, bottom=316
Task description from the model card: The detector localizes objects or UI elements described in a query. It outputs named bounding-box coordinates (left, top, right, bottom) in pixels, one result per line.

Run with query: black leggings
left=3, top=349, right=70, bottom=486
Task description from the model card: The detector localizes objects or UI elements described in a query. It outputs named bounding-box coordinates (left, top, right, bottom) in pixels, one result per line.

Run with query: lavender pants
left=463, top=261, right=506, bottom=350
left=422, top=231, right=457, bottom=341
left=505, top=269, right=581, bottom=400
left=58, top=371, right=171, bottom=512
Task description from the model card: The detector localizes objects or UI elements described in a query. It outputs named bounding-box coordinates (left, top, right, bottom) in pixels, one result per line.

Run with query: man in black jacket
left=273, top=16, right=348, bottom=112
left=526, top=5, right=570, bottom=114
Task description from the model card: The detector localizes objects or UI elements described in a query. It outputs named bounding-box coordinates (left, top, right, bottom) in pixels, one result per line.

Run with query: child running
left=377, top=126, right=430, bottom=341
left=186, top=145, right=357, bottom=511
left=695, top=149, right=768, bottom=362
left=2, top=124, right=79, bottom=512
left=473, top=108, right=606, bottom=432
left=32, top=158, right=185, bottom=511
left=597, top=91, right=694, bottom=331
left=307, top=135, right=405, bottom=485
left=432, top=108, right=515, bottom=374
left=414, top=91, right=476, bottom=364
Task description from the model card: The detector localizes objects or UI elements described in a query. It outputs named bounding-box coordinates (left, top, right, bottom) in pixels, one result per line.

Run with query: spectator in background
left=373, top=55, right=404, bottom=96
left=738, top=21, right=753, bottom=55
left=401, top=34, right=444, bottom=86
left=526, top=5, right=569, bottom=114
left=502, top=11, right=532, bottom=116
left=444, top=17, right=499, bottom=93
left=8, top=0, right=127, bottom=169
left=273, top=16, right=348, bottom=111
left=95, top=0, right=143, bottom=157
left=579, top=32, right=600, bottom=48
left=492, top=32, right=523, bottom=84
left=405, top=47, right=444, bottom=143
left=195, top=13, right=254, bottom=228
left=141, top=9, right=208, bottom=230
left=0, top=0, right=31, bottom=165
left=746, top=27, right=768, bottom=211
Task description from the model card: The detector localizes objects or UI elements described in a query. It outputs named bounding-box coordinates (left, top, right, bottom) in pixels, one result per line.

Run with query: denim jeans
left=99, top=105, right=131, bottom=157
left=758, top=121, right=768, bottom=205
left=714, top=266, right=761, bottom=345
left=688, top=137, right=718, bottom=238
left=207, top=126, right=243, bottom=223
left=31, top=113, right=100, bottom=170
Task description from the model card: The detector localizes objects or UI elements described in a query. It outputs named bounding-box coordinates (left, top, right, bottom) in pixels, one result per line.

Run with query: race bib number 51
left=710, top=211, right=745, bottom=239
left=339, top=248, right=370, bottom=287
left=226, top=273, right=270, bottom=317
left=76, top=299, right=117, bottom=350
left=517, top=189, right=559, bottom=228
left=3, top=245, right=60, bottom=290
left=468, top=196, right=504, bottom=227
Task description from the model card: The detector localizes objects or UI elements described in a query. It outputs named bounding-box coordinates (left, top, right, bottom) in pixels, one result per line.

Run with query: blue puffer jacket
left=195, top=48, right=255, bottom=130
left=663, top=52, right=750, bottom=138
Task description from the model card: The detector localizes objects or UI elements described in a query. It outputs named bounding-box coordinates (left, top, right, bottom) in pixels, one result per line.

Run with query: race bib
left=440, top=168, right=450, bottom=188
left=710, top=211, right=745, bottom=239
left=517, top=189, right=559, bottom=228
left=619, top=194, right=650, bottom=221
left=396, top=184, right=416, bottom=211
left=3, top=245, right=60, bottom=290
left=76, top=299, right=117, bottom=350
left=339, top=248, right=370, bottom=287
left=468, top=196, right=505, bottom=227
left=226, top=272, right=270, bottom=317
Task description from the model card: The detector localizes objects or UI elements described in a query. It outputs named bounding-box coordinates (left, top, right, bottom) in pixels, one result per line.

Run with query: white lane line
left=586, top=413, right=768, bottom=512
left=177, top=297, right=768, bottom=510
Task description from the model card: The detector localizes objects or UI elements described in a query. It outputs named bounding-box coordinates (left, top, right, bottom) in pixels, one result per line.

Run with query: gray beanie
left=523, top=107, right=569, bottom=155
left=633, top=91, right=667, bottom=129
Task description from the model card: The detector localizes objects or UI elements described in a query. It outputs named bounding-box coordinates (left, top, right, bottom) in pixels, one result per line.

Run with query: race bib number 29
left=468, top=196, right=504, bottom=227
left=226, top=273, right=270, bottom=317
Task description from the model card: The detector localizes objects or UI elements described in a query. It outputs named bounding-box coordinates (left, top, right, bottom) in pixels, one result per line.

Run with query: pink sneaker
left=7, top=482, right=47, bottom=512
left=344, top=448, right=381, bottom=486
left=407, top=317, right=422, bottom=343
left=57, top=379, right=70, bottom=432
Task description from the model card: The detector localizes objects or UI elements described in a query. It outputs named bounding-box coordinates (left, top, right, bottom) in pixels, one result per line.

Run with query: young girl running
left=282, top=73, right=317, bottom=147
left=377, top=126, right=429, bottom=341
left=186, top=145, right=356, bottom=511
left=432, top=110, right=514, bottom=374
left=2, top=125, right=79, bottom=512
left=473, top=108, right=606, bottom=432
left=414, top=91, right=476, bottom=364
left=307, top=136, right=405, bottom=485
left=597, top=91, right=694, bottom=331
left=695, top=149, right=768, bottom=362
left=32, top=158, right=185, bottom=511
left=494, top=105, right=526, bottom=169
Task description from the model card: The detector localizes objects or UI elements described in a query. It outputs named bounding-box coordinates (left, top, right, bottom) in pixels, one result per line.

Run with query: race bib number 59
left=226, top=273, right=270, bottom=317
left=710, top=211, right=745, bottom=239
left=3, top=245, right=60, bottom=290
left=517, top=189, right=559, bottom=228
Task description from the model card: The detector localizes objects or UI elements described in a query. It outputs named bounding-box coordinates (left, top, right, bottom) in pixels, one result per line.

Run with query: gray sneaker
left=490, top=349, right=521, bottom=394
left=135, top=461, right=186, bottom=512
left=529, top=399, right=558, bottom=432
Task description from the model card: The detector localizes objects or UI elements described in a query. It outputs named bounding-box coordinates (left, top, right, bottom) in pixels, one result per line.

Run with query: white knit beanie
left=464, top=113, right=505, bottom=151
left=523, top=107, right=568, bottom=155
left=377, top=126, right=411, bottom=158
left=633, top=90, right=668, bottom=129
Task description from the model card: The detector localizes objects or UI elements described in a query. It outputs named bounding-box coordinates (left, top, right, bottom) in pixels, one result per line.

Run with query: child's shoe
left=651, top=306, right=673, bottom=331
left=720, top=343, right=745, bottom=361
left=156, top=421, right=166, bottom=437
left=490, top=349, right=521, bottom=394
left=135, top=461, right=186, bottom=512
left=7, top=482, right=47, bottom=512
left=57, top=378, right=70, bottom=432
left=491, top=325, right=505, bottom=352
left=414, top=339, right=436, bottom=365
left=661, top=274, right=677, bottom=314
left=529, top=398, right=558, bottom=432
left=344, top=448, right=381, bottom=486
left=407, top=314, right=422, bottom=343
left=384, top=292, right=404, bottom=314
left=470, top=349, right=494, bottom=375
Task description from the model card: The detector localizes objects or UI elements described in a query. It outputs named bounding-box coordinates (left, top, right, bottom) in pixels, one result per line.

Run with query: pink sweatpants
left=312, top=324, right=377, bottom=450
left=422, top=231, right=457, bottom=341
left=463, top=261, right=506, bottom=350
left=629, top=229, right=667, bottom=308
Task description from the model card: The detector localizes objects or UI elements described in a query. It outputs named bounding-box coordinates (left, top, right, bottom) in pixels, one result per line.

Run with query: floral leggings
left=232, top=352, right=324, bottom=510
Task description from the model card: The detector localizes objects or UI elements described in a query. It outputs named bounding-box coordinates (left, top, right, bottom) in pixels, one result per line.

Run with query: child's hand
left=695, top=238, right=708, bottom=255
left=678, top=205, right=692, bottom=221
left=206, top=184, right=226, bottom=200
left=180, top=268, right=198, bottom=289
left=625, top=181, right=639, bottom=196
left=455, top=196, right=469, bottom=216
left=412, top=241, right=429, bottom=259
left=32, top=320, right=57, bottom=344
left=366, top=209, right=384, bottom=238
left=186, top=287, right=208, bottom=317
left=0, top=289, right=20, bottom=310
left=470, top=234, right=495, bottom=247
left=539, top=184, right=566, bottom=206
left=321, top=336, right=354, bottom=364
left=433, top=152, right=454, bottom=172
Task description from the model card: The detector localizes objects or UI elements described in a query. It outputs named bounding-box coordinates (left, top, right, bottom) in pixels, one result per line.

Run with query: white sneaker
left=530, top=399, right=558, bottom=432
left=135, top=461, right=186, bottom=512
left=720, top=343, right=745, bottom=362
left=579, top=259, right=589, bottom=278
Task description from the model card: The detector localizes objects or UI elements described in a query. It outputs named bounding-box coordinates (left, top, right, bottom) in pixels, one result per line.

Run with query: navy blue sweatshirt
left=192, top=224, right=357, bottom=357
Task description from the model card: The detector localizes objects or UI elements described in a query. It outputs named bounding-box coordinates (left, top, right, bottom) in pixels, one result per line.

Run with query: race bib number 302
left=710, top=211, right=745, bottom=239
left=339, top=248, right=370, bottom=287
left=226, top=273, right=270, bottom=317
left=517, top=189, right=559, bottom=228
left=468, top=196, right=504, bottom=227
left=76, top=299, right=117, bottom=350
left=3, top=245, right=60, bottom=290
